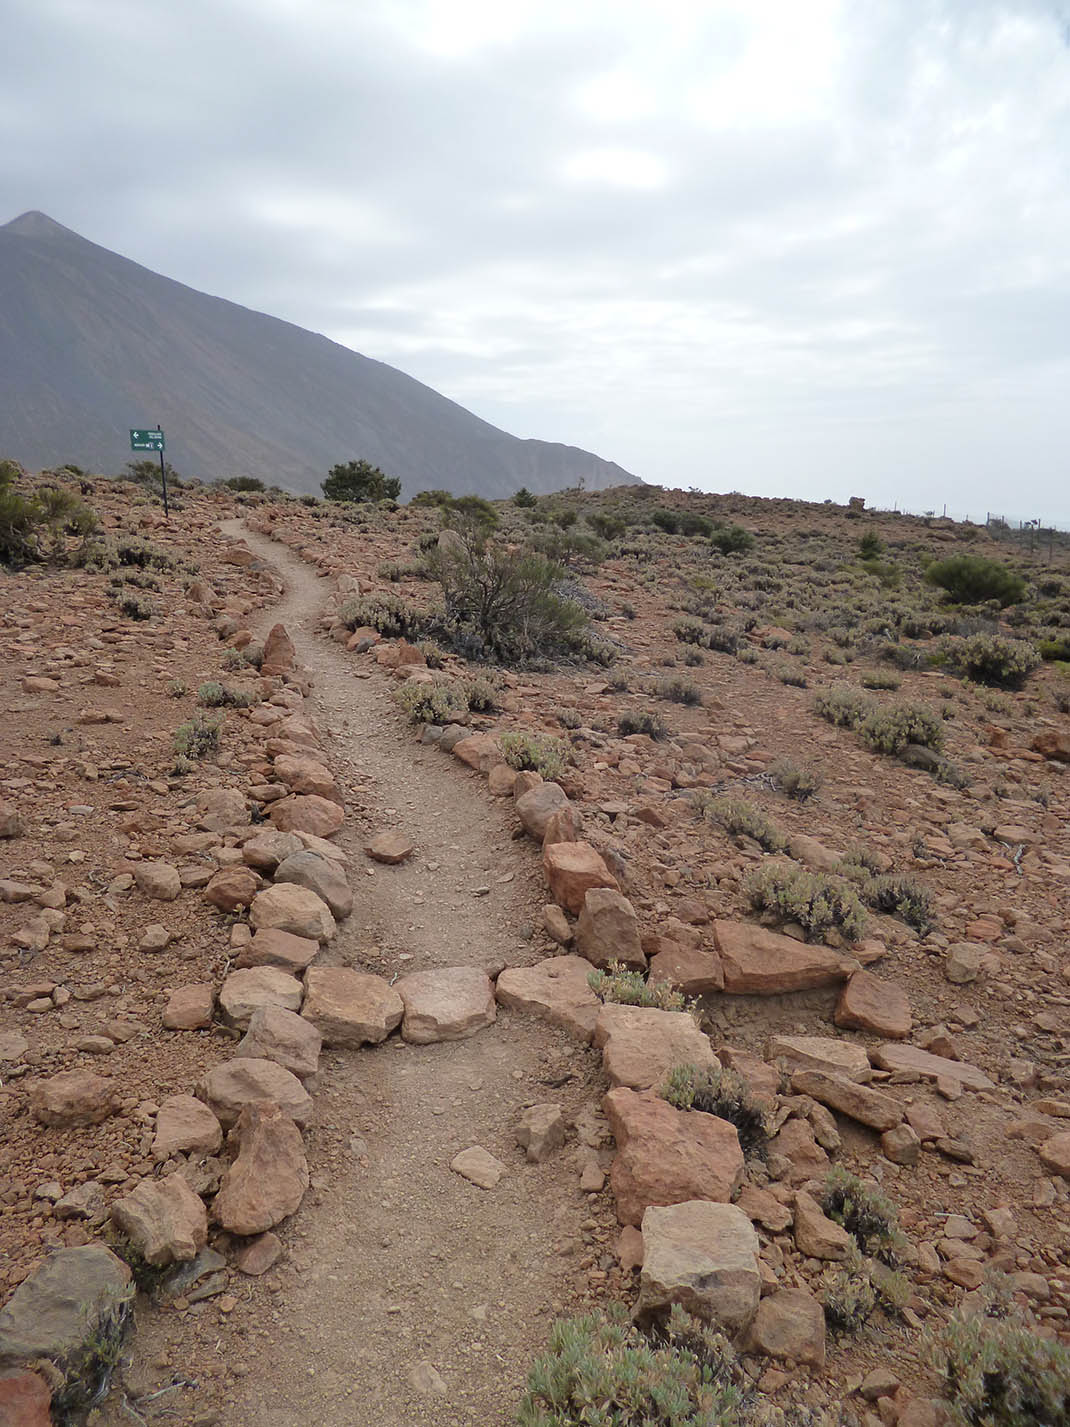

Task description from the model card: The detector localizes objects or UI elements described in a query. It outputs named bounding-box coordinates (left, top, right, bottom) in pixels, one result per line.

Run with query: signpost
left=130, top=425, right=168, bottom=517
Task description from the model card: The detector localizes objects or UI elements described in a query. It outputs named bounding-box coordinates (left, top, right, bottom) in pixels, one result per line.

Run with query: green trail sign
left=130, top=428, right=165, bottom=451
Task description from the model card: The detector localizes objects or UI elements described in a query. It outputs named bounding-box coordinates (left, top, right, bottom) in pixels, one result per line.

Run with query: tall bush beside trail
left=925, top=554, right=1026, bottom=607
left=426, top=520, right=587, bottom=665
left=322, top=458, right=401, bottom=503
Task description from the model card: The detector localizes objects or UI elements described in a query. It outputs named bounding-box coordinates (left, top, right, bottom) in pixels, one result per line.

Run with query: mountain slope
left=0, top=212, right=640, bottom=498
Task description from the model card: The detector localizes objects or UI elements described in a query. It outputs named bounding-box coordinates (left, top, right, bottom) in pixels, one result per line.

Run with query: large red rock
left=273, top=850, right=353, bottom=920
left=603, top=1087, right=744, bottom=1226
left=712, top=921, right=849, bottom=994
left=744, top=1287, right=826, bottom=1367
left=870, top=1043, right=994, bottom=1090
left=249, top=883, right=336, bottom=942
left=576, top=888, right=646, bottom=971
left=638, top=1201, right=759, bottom=1330
left=29, top=1071, right=118, bottom=1127
left=543, top=841, right=620, bottom=916
left=110, top=1172, right=207, bottom=1266
left=235, top=1006, right=322, bottom=1082
left=451, top=734, right=504, bottom=772
left=834, top=970, right=912, bottom=1039
left=219, top=967, right=303, bottom=1028
left=1032, top=729, right=1070, bottom=763
left=0, top=1369, right=51, bottom=1426
left=268, top=795, right=344, bottom=838
left=515, top=782, right=570, bottom=840
left=204, top=865, right=261, bottom=912
left=273, top=754, right=338, bottom=801
left=302, top=967, right=403, bottom=1047
left=213, top=1102, right=309, bottom=1234
left=595, top=1005, right=717, bottom=1091
left=648, top=943, right=724, bottom=995
left=235, top=926, right=319, bottom=973
left=765, top=1034, right=871, bottom=1080
left=395, top=968, right=496, bottom=1043
left=495, top=956, right=601, bottom=1042
left=198, top=1057, right=312, bottom=1128
left=789, top=1070, right=904, bottom=1132
left=152, top=1094, right=224, bottom=1160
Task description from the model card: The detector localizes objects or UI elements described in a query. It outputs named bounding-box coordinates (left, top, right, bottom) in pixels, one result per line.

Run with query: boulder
left=268, top=795, right=344, bottom=838
left=395, top=968, right=496, bottom=1043
left=765, top=1035, right=871, bottom=1081
left=133, top=861, right=181, bottom=901
left=638, top=1201, right=760, bottom=1330
left=301, top=967, right=403, bottom=1047
left=110, top=1173, right=207, bottom=1266
left=273, top=850, right=353, bottom=920
left=219, top=967, right=303, bottom=1028
left=196, top=787, right=249, bottom=833
left=204, top=866, right=260, bottom=912
left=543, top=841, right=620, bottom=916
left=249, top=883, right=336, bottom=943
left=542, top=806, right=585, bottom=846
left=273, top=754, right=338, bottom=801
left=870, top=1043, right=994, bottom=1090
left=603, top=1088, right=744, bottom=1226
left=364, top=831, right=414, bottom=864
left=152, top=1094, right=223, bottom=1160
left=744, top=1287, right=825, bottom=1367
left=789, top=1070, right=904, bottom=1132
left=786, top=834, right=841, bottom=873
left=516, top=1104, right=566, bottom=1163
left=235, top=926, right=320, bottom=974
left=648, top=943, right=724, bottom=996
left=0, top=1369, right=51, bottom=1425
left=261, top=623, right=296, bottom=675
left=1032, top=729, right=1070, bottom=763
left=0, top=802, right=25, bottom=838
left=241, top=829, right=305, bottom=872
left=198, top=1058, right=312, bottom=1129
left=213, top=1103, right=309, bottom=1235
left=712, top=921, right=849, bottom=994
left=576, top=888, right=646, bottom=971
left=0, top=1246, right=132, bottom=1378
left=945, top=943, right=983, bottom=985
left=29, top=1071, right=118, bottom=1127
left=834, top=971, right=912, bottom=1039
left=595, top=1005, right=717, bottom=1091
left=793, top=1190, right=852, bottom=1260
left=495, top=956, right=601, bottom=1042
left=515, top=782, right=570, bottom=840
left=451, top=734, right=504, bottom=773
left=1037, top=1133, right=1070, bottom=1178
left=162, top=984, right=214, bottom=1030
left=235, top=1006, right=322, bottom=1082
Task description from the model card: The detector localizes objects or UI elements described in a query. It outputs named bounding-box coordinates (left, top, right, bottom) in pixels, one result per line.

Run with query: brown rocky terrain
left=0, top=470, right=1067, bottom=1426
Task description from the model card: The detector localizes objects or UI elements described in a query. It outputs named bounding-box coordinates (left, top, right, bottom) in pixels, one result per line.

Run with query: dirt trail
left=204, top=520, right=597, bottom=1426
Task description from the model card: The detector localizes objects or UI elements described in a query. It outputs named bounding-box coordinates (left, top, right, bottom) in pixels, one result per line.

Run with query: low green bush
left=661, top=1063, right=768, bottom=1157
left=710, top=524, right=755, bottom=554
left=173, top=714, right=222, bottom=760
left=588, top=965, right=685, bottom=1011
left=699, top=796, right=786, bottom=853
left=861, top=670, right=901, bottom=691
left=944, top=633, right=1041, bottom=689
left=197, top=681, right=255, bottom=709
left=655, top=676, right=703, bottom=706
left=813, top=684, right=870, bottom=728
left=617, top=710, right=668, bottom=740
left=858, top=702, right=944, bottom=755
left=339, top=592, right=424, bottom=639
left=500, top=731, right=569, bottom=779
left=821, top=1166, right=902, bottom=1262
left=865, top=872, right=934, bottom=933
left=926, top=554, right=1026, bottom=607
left=770, top=758, right=822, bottom=801
left=746, top=863, right=867, bottom=942
left=393, top=679, right=469, bottom=724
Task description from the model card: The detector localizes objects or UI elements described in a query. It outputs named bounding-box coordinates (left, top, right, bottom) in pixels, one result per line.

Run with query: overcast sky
left=4, top=0, right=1070, bottom=520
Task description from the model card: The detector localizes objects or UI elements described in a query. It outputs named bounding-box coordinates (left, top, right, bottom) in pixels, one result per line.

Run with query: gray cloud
left=4, top=0, right=1070, bottom=519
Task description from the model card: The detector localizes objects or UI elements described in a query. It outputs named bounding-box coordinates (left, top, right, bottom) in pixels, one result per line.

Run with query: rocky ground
left=0, top=473, right=1067, bottom=1426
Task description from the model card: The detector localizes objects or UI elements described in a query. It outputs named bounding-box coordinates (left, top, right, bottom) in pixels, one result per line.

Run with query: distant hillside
left=0, top=211, right=641, bottom=499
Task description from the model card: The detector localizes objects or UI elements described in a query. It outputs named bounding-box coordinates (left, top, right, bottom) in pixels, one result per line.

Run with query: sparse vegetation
left=393, top=678, right=470, bottom=725
left=500, top=731, right=570, bottom=780
left=197, top=680, right=255, bottom=708
left=821, top=1166, right=903, bottom=1262
left=655, top=676, right=703, bottom=706
left=173, top=713, right=222, bottom=761
left=323, top=458, right=402, bottom=503
left=770, top=758, right=822, bottom=801
left=589, top=965, right=686, bottom=1011
left=698, top=795, right=787, bottom=852
left=661, top=1063, right=768, bottom=1157
left=617, top=709, right=668, bottom=739
left=746, top=863, right=867, bottom=942
left=943, top=633, right=1041, bottom=689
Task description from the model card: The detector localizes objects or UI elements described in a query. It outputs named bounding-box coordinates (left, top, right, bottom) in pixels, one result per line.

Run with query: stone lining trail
left=203, top=520, right=599, bottom=1426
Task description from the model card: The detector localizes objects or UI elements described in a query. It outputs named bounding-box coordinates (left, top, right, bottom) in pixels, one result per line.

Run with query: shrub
left=415, top=640, right=445, bottom=669
left=518, top=1303, right=745, bottom=1427
left=699, top=796, right=786, bottom=853
left=173, top=714, right=222, bottom=760
left=710, top=524, right=755, bottom=554
left=115, top=536, right=175, bottom=570
left=937, top=1287, right=1070, bottom=1427
left=617, top=710, right=668, bottom=740
left=115, top=590, right=156, bottom=620
left=655, top=676, right=702, bottom=706
left=588, top=965, right=685, bottom=1011
left=197, top=681, right=255, bottom=709
left=673, top=617, right=708, bottom=646
left=411, top=488, right=454, bottom=507
left=858, top=702, right=944, bottom=755
left=944, top=633, right=1041, bottom=689
left=1038, top=637, right=1070, bottom=662
left=682, top=648, right=704, bottom=667
left=651, top=508, right=679, bottom=534
left=858, top=531, right=883, bottom=559
left=771, top=661, right=807, bottom=687
left=512, top=486, right=538, bottom=507
left=926, top=555, right=1026, bottom=607
left=813, top=684, right=870, bottom=728
left=393, top=679, right=469, bottom=724
left=662, top=1063, right=768, bottom=1157
left=427, top=525, right=587, bottom=665
left=821, top=1166, right=902, bottom=1261
left=707, top=627, right=741, bottom=655
left=822, top=1253, right=878, bottom=1333
left=223, top=476, right=265, bottom=492
left=861, top=670, right=901, bottom=691
left=339, top=593, right=424, bottom=640
left=770, top=758, right=822, bottom=801
left=558, top=707, right=582, bottom=729
left=587, top=511, right=627, bottom=540
left=500, top=731, right=569, bottom=780
left=463, top=675, right=499, bottom=713
left=322, top=458, right=401, bottom=502
left=864, top=872, right=934, bottom=933
left=746, top=863, right=867, bottom=942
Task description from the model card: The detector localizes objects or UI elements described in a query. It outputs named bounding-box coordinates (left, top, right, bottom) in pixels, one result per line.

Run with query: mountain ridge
left=0, top=212, right=640, bottom=498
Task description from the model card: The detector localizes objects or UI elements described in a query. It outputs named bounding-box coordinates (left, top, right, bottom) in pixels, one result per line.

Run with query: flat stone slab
left=395, top=967, right=496, bottom=1043
left=790, top=1070, right=904, bottom=1132
left=648, top=944, right=724, bottom=996
left=152, top=1094, right=223, bottom=1160
left=249, top=883, right=336, bottom=943
left=450, top=1146, right=506, bottom=1188
left=235, top=927, right=319, bottom=974
left=639, top=1200, right=760, bottom=1331
left=302, top=967, right=403, bottom=1047
left=219, top=967, right=303, bottom=1028
left=712, top=921, right=849, bottom=994
left=213, top=1103, right=309, bottom=1235
left=365, top=832, right=414, bottom=864
left=871, top=1043, right=995, bottom=1090
left=766, top=1035, right=871, bottom=1081
left=198, top=1057, right=312, bottom=1128
left=0, top=1245, right=133, bottom=1370
left=543, top=841, right=619, bottom=916
left=495, top=956, right=601, bottom=1042
left=235, top=1005, right=322, bottom=1082
left=595, top=1005, right=717, bottom=1091
left=834, top=971, right=912, bottom=1039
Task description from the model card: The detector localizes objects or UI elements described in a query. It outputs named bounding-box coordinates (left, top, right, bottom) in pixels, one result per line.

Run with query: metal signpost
left=129, top=425, right=169, bottom=517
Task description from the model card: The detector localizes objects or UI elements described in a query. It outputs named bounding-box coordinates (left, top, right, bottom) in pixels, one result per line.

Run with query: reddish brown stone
left=834, top=970, right=912, bottom=1039
left=543, top=841, right=619, bottom=916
